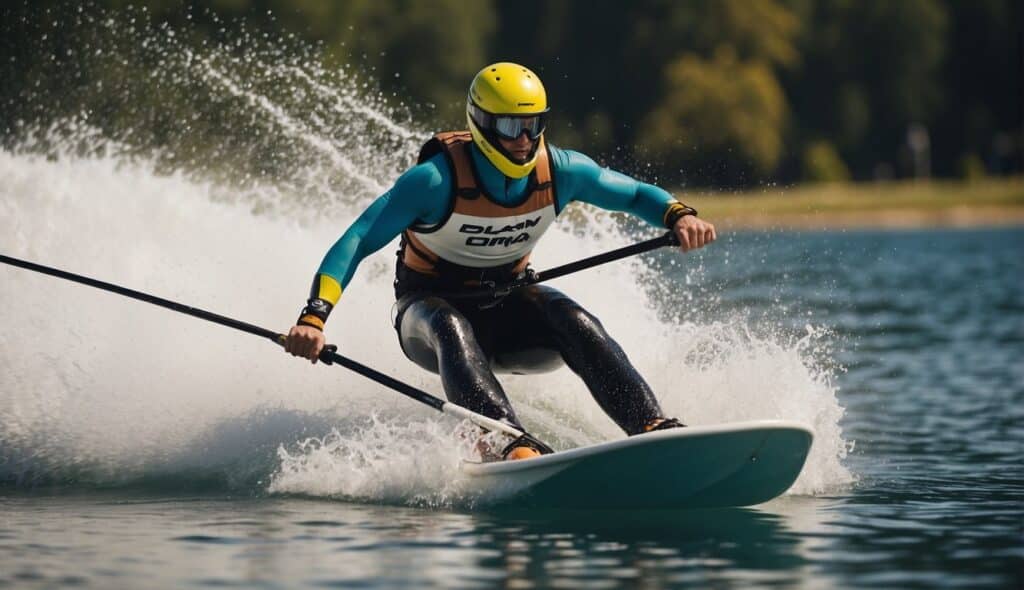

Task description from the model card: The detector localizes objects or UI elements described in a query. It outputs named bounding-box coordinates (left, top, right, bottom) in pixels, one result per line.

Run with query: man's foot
left=504, top=446, right=543, bottom=460
left=500, top=432, right=554, bottom=461
left=643, top=417, right=687, bottom=432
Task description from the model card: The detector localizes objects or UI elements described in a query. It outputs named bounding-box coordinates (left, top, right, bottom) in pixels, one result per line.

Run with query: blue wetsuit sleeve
left=297, top=156, right=449, bottom=328
left=315, top=192, right=410, bottom=288
left=319, top=158, right=449, bottom=289
left=550, top=147, right=679, bottom=228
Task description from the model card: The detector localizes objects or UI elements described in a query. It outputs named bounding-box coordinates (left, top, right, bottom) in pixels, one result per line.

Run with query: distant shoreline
left=687, top=177, right=1024, bottom=231
left=712, top=206, right=1024, bottom=231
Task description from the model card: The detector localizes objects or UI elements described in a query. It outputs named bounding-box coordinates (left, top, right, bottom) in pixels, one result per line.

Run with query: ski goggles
left=469, top=102, right=549, bottom=140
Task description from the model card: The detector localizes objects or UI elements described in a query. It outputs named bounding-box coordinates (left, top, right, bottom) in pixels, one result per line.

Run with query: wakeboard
left=461, top=420, right=813, bottom=509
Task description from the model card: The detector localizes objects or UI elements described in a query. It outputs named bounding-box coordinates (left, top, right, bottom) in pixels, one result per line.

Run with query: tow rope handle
left=457, top=230, right=680, bottom=301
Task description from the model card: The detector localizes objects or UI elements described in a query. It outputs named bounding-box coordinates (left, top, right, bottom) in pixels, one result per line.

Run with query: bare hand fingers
left=305, top=338, right=320, bottom=362
left=674, top=217, right=717, bottom=253
left=293, top=337, right=310, bottom=358
left=283, top=326, right=326, bottom=363
left=688, top=225, right=703, bottom=249
left=285, top=326, right=304, bottom=355
left=677, top=227, right=691, bottom=251
left=294, top=337, right=309, bottom=359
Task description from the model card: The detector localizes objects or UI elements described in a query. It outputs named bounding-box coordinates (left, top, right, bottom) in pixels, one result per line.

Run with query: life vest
left=399, top=131, right=558, bottom=281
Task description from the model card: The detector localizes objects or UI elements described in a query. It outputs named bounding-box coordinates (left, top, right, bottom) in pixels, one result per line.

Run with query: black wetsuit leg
left=396, top=294, right=524, bottom=429
left=490, top=286, right=664, bottom=435
left=395, top=286, right=664, bottom=435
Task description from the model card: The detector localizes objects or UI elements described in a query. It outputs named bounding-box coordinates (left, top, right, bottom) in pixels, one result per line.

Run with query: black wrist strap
left=296, top=297, right=333, bottom=330
left=663, top=202, right=698, bottom=228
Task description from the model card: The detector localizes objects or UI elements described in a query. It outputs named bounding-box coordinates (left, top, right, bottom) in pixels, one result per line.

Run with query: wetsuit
left=298, top=133, right=692, bottom=435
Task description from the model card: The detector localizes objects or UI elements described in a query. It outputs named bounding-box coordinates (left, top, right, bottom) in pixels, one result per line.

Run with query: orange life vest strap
left=400, top=131, right=555, bottom=280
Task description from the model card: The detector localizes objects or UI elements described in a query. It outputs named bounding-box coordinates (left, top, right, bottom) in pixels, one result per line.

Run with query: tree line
left=3, top=0, right=1020, bottom=188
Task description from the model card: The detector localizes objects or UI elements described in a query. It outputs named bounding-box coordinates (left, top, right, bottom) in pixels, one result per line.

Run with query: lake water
left=2, top=219, right=1020, bottom=589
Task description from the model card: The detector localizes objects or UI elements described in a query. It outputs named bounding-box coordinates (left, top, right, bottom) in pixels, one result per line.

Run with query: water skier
left=285, top=63, right=716, bottom=460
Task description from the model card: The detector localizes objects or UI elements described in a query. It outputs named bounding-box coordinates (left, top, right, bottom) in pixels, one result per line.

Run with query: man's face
left=498, top=133, right=535, bottom=163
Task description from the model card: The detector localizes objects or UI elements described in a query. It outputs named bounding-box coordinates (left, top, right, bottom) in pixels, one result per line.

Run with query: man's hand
left=285, top=325, right=326, bottom=363
left=673, top=215, right=717, bottom=252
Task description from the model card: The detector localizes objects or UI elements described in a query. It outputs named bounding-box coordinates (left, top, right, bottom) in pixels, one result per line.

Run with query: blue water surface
left=2, top=227, right=1022, bottom=589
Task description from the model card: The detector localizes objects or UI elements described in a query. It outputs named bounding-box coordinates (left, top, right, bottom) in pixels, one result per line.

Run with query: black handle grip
left=319, top=344, right=338, bottom=365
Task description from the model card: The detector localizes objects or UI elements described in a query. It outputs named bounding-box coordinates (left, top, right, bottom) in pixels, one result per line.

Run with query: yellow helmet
left=467, top=62, right=549, bottom=178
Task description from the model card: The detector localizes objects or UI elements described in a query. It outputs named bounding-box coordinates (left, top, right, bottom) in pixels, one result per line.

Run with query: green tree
left=629, top=0, right=800, bottom=184
left=313, top=0, right=494, bottom=126
left=639, top=47, right=789, bottom=178
left=783, top=0, right=948, bottom=179
left=112, top=0, right=494, bottom=125
left=802, top=140, right=850, bottom=182
left=934, top=0, right=1020, bottom=176
left=6, top=0, right=1017, bottom=186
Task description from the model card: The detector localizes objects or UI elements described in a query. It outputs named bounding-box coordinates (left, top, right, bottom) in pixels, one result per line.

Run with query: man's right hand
left=284, top=325, right=326, bottom=363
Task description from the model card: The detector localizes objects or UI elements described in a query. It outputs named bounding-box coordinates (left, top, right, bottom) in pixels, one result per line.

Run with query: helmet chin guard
left=467, top=114, right=541, bottom=178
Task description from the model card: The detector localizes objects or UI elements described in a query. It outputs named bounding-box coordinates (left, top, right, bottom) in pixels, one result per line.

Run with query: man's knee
left=547, top=297, right=607, bottom=339
left=401, top=298, right=463, bottom=335
left=403, top=299, right=482, bottom=360
left=424, top=303, right=474, bottom=342
left=397, top=298, right=476, bottom=371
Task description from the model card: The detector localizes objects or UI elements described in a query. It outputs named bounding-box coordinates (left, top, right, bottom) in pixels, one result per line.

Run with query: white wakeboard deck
left=461, top=420, right=813, bottom=509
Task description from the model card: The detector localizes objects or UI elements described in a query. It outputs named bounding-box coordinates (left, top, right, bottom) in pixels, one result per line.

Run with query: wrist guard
left=663, top=202, right=698, bottom=229
left=296, top=298, right=333, bottom=331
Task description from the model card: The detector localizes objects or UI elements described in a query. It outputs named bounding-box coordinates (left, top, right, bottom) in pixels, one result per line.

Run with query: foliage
left=957, top=154, right=987, bottom=182
left=801, top=140, right=850, bottom=183
left=639, top=48, right=788, bottom=179
left=1, top=0, right=1019, bottom=188
left=783, top=0, right=950, bottom=179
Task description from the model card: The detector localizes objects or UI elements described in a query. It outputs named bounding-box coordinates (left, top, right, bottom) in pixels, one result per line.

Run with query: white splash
left=0, top=13, right=851, bottom=500
left=0, top=145, right=852, bottom=499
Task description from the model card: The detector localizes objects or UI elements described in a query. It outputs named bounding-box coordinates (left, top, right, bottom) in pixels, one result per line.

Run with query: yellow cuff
left=312, top=274, right=343, bottom=306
